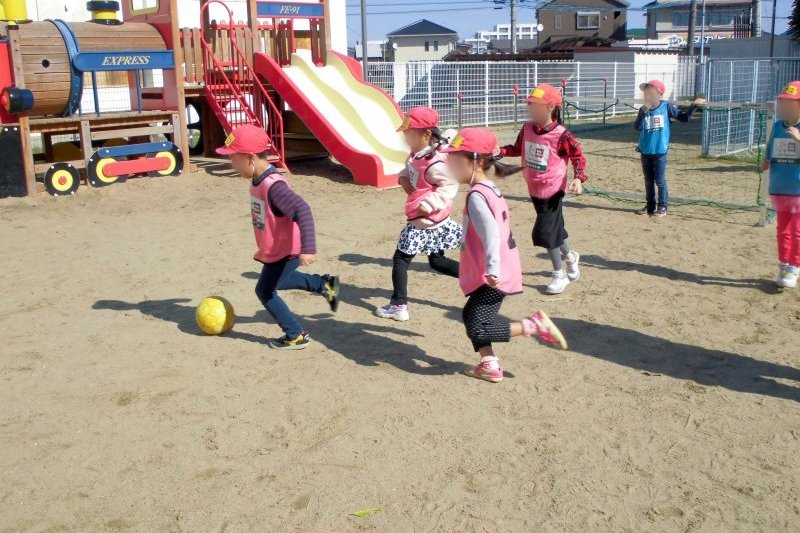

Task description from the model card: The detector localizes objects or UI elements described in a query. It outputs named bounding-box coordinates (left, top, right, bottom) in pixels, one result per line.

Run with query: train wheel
left=87, top=152, right=128, bottom=187
left=44, top=163, right=80, bottom=196
left=148, top=146, right=184, bottom=178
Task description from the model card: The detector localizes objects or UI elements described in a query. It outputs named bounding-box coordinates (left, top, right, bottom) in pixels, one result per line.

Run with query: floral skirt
left=396, top=218, right=463, bottom=256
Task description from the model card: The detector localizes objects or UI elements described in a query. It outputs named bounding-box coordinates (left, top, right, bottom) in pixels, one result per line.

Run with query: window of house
left=709, top=10, right=736, bottom=27
left=672, top=12, right=690, bottom=28
left=425, top=41, right=430, bottom=51
left=576, top=12, right=601, bottom=29
left=555, top=15, right=561, bottom=30
left=614, top=10, right=621, bottom=18
left=130, top=0, right=158, bottom=15
left=434, top=40, right=439, bottom=51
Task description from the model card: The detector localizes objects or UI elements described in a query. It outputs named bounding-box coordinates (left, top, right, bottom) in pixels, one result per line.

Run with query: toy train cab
left=0, top=0, right=188, bottom=197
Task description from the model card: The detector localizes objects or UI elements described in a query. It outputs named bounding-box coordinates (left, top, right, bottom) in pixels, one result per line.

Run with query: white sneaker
left=565, top=250, right=581, bottom=282
left=374, top=304, right=410, bottom=321
left=776, top=264, right=798, bottom=288
left=545, top=270, right=570, bottom=294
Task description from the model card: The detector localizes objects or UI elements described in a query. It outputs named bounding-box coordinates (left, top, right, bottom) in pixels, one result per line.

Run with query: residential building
left=536, top=0, right=628, bottom=45
left=465, top=22, right=541, bottom=53
left=643, top=0, right=753, bottom=41
left=487, top=38, right=540, bottom=54
left=351, top=41, right=389, bottom=61
left=386, top=19, right=459, bottom=62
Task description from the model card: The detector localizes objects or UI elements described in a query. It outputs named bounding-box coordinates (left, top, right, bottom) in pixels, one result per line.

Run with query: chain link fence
left=366, top=59, right=698, bottom=129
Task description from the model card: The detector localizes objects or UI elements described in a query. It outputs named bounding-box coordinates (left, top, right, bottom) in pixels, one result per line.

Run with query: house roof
left=536, top=35, right=616, bottom=51
left=538, top=0, right=630, bottom=10
left=387, top=19, right=458, bottom=37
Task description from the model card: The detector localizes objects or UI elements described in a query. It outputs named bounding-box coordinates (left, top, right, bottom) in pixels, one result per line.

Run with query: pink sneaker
left=464, top=361, right=504, bottom=383
left=523, top=310, right=568, bottom=350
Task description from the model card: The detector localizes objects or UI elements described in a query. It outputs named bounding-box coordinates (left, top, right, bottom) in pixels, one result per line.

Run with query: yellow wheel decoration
left=94, top=157, right=119, bottom=184
left=152, top=150, right=177, bottom=176
left=50, top=169, right=74, bottom=192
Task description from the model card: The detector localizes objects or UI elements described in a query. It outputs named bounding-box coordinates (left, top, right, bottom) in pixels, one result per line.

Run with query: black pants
left=531, top=191, right=568, bottom=249
left=462, top=285, right=511, bottom=352
left=390, top=249, right=459, bottom=305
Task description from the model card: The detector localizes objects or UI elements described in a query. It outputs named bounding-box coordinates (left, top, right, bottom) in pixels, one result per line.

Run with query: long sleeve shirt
left=267, top=180, right=317, bottom=254
left=634, top=102, right=696, bottom=131
left=467, top=181, right=501, bottom=278
left=499, top=122, right=587, bottom=182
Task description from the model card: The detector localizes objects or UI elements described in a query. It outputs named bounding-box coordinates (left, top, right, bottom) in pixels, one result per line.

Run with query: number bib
left=772, top=138, right=800, bottom=164
left=645, top=114, right=665, bottom=131
left=251, top=197, right=266, bottom=230
left=525, top=141, right=550, bottom=171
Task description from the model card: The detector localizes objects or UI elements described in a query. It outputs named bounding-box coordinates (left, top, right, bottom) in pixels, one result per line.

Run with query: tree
left=790, top=0, right=800, bottom=43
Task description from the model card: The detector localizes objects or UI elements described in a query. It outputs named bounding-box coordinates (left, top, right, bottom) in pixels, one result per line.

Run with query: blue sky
left=345, top=0, right=792, bottom=44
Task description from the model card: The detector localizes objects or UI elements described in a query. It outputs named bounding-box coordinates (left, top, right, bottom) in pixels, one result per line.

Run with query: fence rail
left=366, top=59, right=698, bottom=128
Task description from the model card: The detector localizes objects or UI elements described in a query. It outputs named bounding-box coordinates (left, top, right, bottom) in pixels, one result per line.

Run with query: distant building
left=536, top=0, right=628, bottom=46
left=643, top=0, right=754, bottom=41
left=465, top=22, right=540, bottom=54
left=487, top=38, right=540, bottom=54
left=387, top=19, right=459, bottom=62
left=350, top=41, right=389, bottom=61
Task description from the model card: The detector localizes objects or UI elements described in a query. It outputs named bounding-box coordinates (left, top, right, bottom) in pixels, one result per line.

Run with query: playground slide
left=254, top=50, right=409, bottom=188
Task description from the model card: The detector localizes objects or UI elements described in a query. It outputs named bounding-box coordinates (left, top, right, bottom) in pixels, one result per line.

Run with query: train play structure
left=0, top=0, right=407, bottom=198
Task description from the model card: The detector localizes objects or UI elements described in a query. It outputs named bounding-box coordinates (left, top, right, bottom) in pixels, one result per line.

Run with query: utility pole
left=768, top=0, right=777, bottom=57
left=510, top=0, right=518, bottom=54
left=360, top=0, right=368, bottom=79
left=753, top=0, right=762, bottom=36
left=687, top=0, right=697, bottom=58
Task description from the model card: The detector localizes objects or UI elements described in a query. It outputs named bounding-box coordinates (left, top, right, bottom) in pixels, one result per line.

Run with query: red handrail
left=199, top=0, right=285, bottom=165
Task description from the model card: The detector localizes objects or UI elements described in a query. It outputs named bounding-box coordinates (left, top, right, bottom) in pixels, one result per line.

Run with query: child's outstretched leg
left=427, top=250, right=459, bottom=278
left=375, top=249, right=414, bottom=321
left=462, top=286, right=567, bottom=383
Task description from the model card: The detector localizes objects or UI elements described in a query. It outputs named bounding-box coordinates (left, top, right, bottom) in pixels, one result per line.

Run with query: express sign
left=72, top=51, right=175, bottom=72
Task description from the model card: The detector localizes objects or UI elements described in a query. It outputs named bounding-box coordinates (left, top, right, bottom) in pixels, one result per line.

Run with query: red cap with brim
left=443, top=127, right=498, bottom=155
left=397, top=107, right=439, bottom=131
left=639, top=79, right=666, bottom=95
left=216, top=124, right=272, bottom=155
left=777, top=81, right=800, bottom=100
left=526, top=83, right=562, bottom=106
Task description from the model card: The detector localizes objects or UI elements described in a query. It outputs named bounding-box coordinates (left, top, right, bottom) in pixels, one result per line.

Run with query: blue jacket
left=767, top=122, right=800, bottom=196
left=635, top=101, right=696, bottom=155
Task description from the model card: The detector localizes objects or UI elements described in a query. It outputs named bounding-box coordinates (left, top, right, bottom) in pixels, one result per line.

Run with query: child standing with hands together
left=763, top=81, right=800, bottom=288
left=498, top=83, right=587, bottom=294
left=446, top=128, right=568, bottom=383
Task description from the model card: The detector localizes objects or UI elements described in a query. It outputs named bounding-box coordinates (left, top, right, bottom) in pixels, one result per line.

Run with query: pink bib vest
left=521, top=122, right=568, bottom=199
left=250, top=173, right=302, bottom=264
left=459, top=182, right=523, bottom=296
left=404, top=150, right=453, bottom=223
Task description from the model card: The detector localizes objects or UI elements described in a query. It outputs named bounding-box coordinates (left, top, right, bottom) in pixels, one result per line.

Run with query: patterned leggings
left=462, top=285, right=512, bottom=352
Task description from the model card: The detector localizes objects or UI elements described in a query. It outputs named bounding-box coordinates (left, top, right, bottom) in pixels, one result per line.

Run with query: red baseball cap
left=639, top=79, right=666, bottom=95
left=397, top=107, right=439, bottom=131
left=216, top=124, right=272, bottom=155
left=526, top=83, right=562, bottom=106
left=777, top=81, right=800, bottom=100
left=444, top=127, right=498, bottom=155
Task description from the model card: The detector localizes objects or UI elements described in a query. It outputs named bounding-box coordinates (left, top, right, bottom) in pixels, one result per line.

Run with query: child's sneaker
left=565, top=250, right=581, bottom=282
left=374, top=304, right=410, bottom=321
left=269, top=331, right=312, bottom=350
left=323, top=275, right=340, bottom=312
left=635, top=206, right=651, bottom=216
left=463, top=361, right=504, bottom=383
left=653, top=207, right=668, bottom=218
left=545, top=270, right=570, bottom=294
left=523, top=310, right=568, bottom=350
left=776, top=264, right=799, bottom=288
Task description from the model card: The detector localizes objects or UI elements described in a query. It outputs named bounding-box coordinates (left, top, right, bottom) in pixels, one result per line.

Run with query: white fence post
left=575, top=62, right=581, bottom=120
left=534, top=61, right=538, bottom=87
left=484, top=61, right=489, bottom=126
left=612, top=61, right=618, bottom=117
left=427, top=61, right=433, bottom=108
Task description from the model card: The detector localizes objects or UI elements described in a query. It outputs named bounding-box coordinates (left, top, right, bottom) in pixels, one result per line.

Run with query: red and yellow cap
left=397, top=107, right=439, bottom=131
left=443, top=127, right=498, bottom=155
left=526, top=83, right=562, bottom=106
left=777, top=81, right=800, bottom=100
left=639, top=79, right=666, bottom=95
left=215, top=124, right=272, bottom=155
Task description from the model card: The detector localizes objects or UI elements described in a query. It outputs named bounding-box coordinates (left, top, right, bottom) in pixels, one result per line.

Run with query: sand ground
left=1, top=126, right=799, bottom=532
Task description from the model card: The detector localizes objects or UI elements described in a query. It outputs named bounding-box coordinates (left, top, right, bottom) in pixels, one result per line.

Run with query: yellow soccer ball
left=195, top=296, right=235, bottom=335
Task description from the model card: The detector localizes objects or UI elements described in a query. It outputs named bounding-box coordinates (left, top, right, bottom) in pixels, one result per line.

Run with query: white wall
left=26, top=0, right=90, bottom=21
